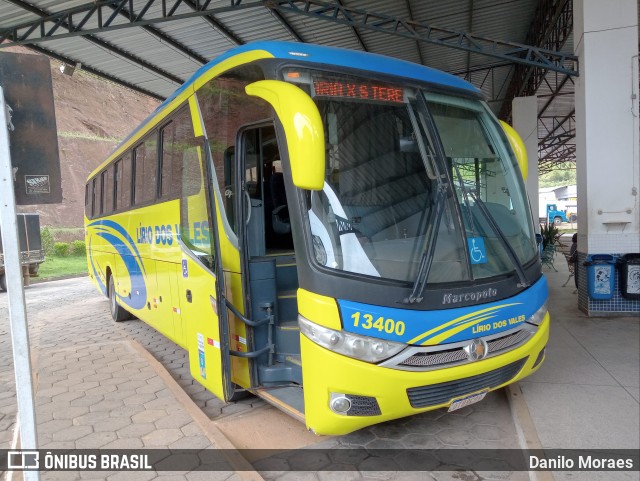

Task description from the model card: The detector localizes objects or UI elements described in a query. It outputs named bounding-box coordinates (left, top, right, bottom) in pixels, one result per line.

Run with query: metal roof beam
left=540, top=128, right=575, bottom=150
left=1, top=0, right=579, bottom=79
left=26, top=44, right=164, bottom=101
left=404, top=0, right=424, bottom=65
left=540, top=110, right=575, bottom=144
left=182, top=0, right=245, bottom=45
left=1, top=0, right=184, bottom=86
left=537, top=73, right=572, bottom=117
left=335, top=0, right=367, bottom=51
left=107, top=3, right=208, bottom=65
left=265, top=0, right=578, bottom=77
left=498, top=0, right=573, bottom=120
left=539, top=143, right=575, bottom=170
left=464, top=0, right=474, bottom=81
left=267, top=8, right=305, bottom=42
left=0, top=0, right=263, bottom=47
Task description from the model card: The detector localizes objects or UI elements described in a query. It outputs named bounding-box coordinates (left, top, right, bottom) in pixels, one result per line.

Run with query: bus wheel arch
left=107, top=271, right=130, bottom=322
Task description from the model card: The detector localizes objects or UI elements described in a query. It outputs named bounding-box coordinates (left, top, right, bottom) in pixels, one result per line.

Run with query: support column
left=512, top=96, right=539, bottom=231
left=574, top=0, right=640, bottom=315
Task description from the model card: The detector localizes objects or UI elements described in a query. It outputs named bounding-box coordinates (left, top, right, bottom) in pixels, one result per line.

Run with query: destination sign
left=313, top=79, right=404, bottom=103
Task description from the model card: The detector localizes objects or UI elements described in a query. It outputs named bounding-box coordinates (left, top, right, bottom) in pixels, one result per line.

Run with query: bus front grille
left=406, top=358, right=527, bottom=409
left=380, top=325, right=535, bottom=371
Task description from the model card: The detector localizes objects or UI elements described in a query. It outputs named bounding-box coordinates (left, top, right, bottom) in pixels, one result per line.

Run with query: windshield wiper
left=449, top=162, right=528, bottom=288
left=404, top=184, right=447, bottom=304
left=466, top=189, right=529, bottom=288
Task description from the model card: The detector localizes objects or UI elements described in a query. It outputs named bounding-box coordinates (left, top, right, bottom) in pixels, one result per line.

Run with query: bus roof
left=103, top=41, right=479, bottom=173
left=162, top=41, right=479, bottom=112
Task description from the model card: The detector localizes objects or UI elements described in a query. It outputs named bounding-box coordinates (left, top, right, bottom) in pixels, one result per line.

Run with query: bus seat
left=270, top=173, right=290, bottom=235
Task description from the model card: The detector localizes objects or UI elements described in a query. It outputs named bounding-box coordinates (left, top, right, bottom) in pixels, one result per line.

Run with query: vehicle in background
left=565, top=204, right=578, bottom=223
left=540, top=203, right=569, bottom=225
left=0, top=213, right=45, bottom=291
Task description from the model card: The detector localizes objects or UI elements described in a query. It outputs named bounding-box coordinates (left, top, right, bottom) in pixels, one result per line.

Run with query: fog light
left=330, top=394, right=351, bottom=414
left=533, top=346, right=546, bottom=368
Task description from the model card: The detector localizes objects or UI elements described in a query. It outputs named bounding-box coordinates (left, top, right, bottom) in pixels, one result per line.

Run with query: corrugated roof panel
left=42, top=36, right=177, bottom=95
left=0, top=0, right=578, bottom=165
left=363, top=35, right=422, bottom=64
left=127, top=0, right=240, bottom=54
left=215, top=7, right=295, bottom=44
left=151, top=18, right=237, bottom=62
left=0, top=0, right=133, bottom=32
left=276, top=10, right=362, bottom=50
left=135, top=78, right=177, bottom=98
left=91, top=29, right=199, bottom=80
left=0, top=3, right=36, bottom=29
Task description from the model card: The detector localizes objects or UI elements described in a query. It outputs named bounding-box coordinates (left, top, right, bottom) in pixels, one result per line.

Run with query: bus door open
left=179, top=139, right=234, bottom=402
left=236, top=122, right=304, bottom=418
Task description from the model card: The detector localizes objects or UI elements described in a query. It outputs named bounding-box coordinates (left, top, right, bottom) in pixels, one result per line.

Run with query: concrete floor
left=520, top=253, right=639, bottom=481
left=0, top=253, right=638, bottom=481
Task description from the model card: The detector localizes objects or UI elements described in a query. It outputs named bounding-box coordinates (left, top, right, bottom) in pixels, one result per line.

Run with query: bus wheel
left=108, top=276, right=130, bottom=322
left=0, top=274, right=6, bottom=292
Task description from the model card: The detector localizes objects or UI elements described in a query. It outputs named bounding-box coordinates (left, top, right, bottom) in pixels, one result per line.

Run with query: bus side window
left=133, top=132, right=158, bottom=205
left=91, top=178, right=97, bottom=218
left=85, top=182, right=91, bottom=216
left=114, top=159, right=121, bottom=211
left=121, top=153, right=132, bottom=208
left=169, top=105, right=210, bottom=265
left=103, top=167, right=113, bottom=215
left=160, top=106, right=193, bottom=200
left=196, top=65, right=269, bottom=236
left=179, top=146, right=213, bottom=266
left=95, top=176, right=102, bottom=217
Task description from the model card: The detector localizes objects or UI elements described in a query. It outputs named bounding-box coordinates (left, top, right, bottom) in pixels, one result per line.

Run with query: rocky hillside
left=10, top=46, right=160, bottom=227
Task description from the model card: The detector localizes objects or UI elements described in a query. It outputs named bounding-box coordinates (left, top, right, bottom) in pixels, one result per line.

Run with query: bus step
left=277, top=291, right=298, bottom=323
left=275, top=258, right=298, bottom=291
left=274, top=320, right=300, bottom=355
left=255, top=386, right=305, bottom=421
left=257, top=358, right=302, bottom=385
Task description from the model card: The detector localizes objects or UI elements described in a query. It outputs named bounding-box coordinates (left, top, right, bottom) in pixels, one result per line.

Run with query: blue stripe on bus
left=88, top=219, right=146, bottom=275
left=94, top=231, right=147, bottom=310
left=87, top=219, right=148, bottom=310
left=338, top=276, right=548, bottom=345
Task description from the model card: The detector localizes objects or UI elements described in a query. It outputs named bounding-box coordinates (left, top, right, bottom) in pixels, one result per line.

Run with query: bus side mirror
left=499, top=120, right=528, bottom=181
left=245, top=80, right=325, bottom=191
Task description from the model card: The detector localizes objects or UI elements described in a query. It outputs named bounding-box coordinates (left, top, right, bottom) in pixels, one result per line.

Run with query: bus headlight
left=527, top=302, right=548, bottom=326
left=299, top=315, right=406, bottom=363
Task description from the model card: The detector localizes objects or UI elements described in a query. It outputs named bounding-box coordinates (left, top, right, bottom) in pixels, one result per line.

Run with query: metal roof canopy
left=0, top=0, right=581, bottom=172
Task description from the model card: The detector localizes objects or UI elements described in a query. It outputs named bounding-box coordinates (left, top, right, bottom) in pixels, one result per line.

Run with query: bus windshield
left=285, top=70, right=537, bottom=285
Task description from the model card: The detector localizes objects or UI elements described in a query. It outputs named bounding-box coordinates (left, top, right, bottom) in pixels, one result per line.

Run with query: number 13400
left=351, top=312, right=405, bottom=336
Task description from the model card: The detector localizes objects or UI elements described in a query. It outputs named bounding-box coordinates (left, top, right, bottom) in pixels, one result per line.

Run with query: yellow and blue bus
left=85, top=41, right=549, bottom=435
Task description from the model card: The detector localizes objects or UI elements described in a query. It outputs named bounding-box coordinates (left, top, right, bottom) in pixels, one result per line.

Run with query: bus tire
left=553, top=216, right=562, bottom=225
left=0, top=274, right=6, bottom=292
left=108, top=275, right=130, bottom=322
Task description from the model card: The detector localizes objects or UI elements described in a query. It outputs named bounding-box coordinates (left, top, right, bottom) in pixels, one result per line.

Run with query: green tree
left=41, top=227, right=54, bottom=257
left=539, top=166, right=576, bottom=188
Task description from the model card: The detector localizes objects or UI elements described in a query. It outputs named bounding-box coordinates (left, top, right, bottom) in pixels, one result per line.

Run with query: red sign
left=313, top=80, right=404, bottom=103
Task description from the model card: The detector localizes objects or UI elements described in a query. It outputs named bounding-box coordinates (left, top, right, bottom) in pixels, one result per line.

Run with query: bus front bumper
left=301, top=313, right=549, bottom=436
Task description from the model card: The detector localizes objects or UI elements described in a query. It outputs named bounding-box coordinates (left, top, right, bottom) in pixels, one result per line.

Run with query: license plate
left=448, top=389, right=489, bottom=412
